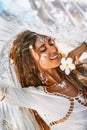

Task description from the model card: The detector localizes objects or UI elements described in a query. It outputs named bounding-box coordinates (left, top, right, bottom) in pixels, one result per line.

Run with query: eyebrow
left=35, top=36, right=52, bottom=50
left=37, top=44, right=45, bottom=51
left=35, top=38, right=52, bottom=50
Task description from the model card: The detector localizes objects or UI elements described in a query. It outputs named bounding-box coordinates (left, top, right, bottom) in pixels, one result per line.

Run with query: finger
left=67, top=52, right=73, bottom=59
left=67, top=53, right=75, bottom=63
left=75, top=56, right=79, bottom=64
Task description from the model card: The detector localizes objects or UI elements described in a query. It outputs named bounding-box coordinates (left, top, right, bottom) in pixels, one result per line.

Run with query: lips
left=50, top=55, right=58, bottom=60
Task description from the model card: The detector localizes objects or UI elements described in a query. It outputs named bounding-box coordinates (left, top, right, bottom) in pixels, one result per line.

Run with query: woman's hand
left=67, top=42, right=87, bottom=64
left=0, top=80, right=8, bottom=101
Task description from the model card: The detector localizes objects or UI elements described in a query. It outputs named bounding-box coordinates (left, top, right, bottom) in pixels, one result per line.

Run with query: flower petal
left=69, top=63, right=75, bottom=70
left=61, top=58, right=66, bottom=65
left=66, top=57, right=72, bottom=64
left=65, top=68, right=70, bottom=75
left=60, top=65, right=65, bottom=71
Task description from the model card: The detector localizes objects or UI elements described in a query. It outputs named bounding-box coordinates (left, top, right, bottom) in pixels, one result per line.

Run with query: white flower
left=59, top=57, right=75, bottom=75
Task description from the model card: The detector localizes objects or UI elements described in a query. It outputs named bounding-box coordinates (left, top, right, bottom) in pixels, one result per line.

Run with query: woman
left=4, top=30, right=87, bottom=130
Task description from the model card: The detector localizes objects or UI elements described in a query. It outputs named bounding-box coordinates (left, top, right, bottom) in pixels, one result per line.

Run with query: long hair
left=10, top=30, right=87, bottom=96
left=57, top=63, right=87, bottom=97
left=10, top=30, right=42, bottom=88
left=9, top=30, right=51, bottom=130
left=9, top=30, right=87, bottom=129
left=71, top=63, right=87, bottom=96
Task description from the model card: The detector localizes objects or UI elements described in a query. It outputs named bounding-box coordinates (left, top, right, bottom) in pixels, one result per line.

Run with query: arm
left=0, top=80, right=40, bottom=109
left=0, top=80, right=59, bottom=111
left=0, top=81, right=43, bottom=109
left=67, top=42, right=87, bottom=64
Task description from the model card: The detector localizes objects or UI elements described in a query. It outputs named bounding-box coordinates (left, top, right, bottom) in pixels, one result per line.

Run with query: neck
left=45, top=68, right=62, bottom=84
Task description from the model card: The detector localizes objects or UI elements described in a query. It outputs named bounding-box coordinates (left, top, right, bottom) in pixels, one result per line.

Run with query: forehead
left=37, top=35, right=49, bottom=42
left=35, top=35, right=50, bottom=48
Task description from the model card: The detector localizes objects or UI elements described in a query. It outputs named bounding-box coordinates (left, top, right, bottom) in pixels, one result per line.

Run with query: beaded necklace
left=44, top=87, right=87, bottom=126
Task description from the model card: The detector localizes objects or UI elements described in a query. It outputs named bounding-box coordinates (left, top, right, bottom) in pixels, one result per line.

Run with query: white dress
left=0, top=81, right=87, bottom=130
left=0, top=4, right=87, bottom=129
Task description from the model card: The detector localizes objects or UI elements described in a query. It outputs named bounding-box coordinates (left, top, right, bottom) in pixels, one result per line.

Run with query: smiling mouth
left=50, top=55, right=58, bottom=60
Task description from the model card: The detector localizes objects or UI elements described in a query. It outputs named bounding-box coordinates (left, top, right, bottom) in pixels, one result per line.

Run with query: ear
left=29, top=46, right=39, bottom=61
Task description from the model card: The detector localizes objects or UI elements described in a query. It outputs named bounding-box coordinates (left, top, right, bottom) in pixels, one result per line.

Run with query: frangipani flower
left=60, top=57, right=75, bottom=75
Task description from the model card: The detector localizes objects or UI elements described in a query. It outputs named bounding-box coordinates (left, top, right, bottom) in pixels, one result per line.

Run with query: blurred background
left=0, top=0, right=87, bottom=29
left=0, top=0, right=87, bottom=52
left=0, top=0, right=87, bottom=80
left=0, top=0, right=87, bottom=50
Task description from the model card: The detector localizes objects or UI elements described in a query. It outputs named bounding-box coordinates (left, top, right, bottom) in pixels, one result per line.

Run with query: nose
left=47, top=44, right=57, bottom=54
left=46, top=37, right=57, bottom=53
left=50, top=46, right=56, bottom=53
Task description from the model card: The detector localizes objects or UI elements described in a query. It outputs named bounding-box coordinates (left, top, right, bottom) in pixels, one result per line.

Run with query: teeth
left=51, top=55, right=58, bottom=60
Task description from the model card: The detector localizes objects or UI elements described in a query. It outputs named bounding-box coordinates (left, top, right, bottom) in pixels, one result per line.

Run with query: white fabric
left=0, top=81, right=87, bottom=130
left=0, top=1, right=87, bottom=129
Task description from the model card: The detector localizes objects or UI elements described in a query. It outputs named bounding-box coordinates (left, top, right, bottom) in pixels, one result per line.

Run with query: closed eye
left=39, top=47, right=47, bottom=52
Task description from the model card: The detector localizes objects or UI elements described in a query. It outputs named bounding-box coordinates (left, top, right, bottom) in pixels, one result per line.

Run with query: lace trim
left=50, top=96, right=74, bottom=126
left=42, top=87, right=87, bottom=126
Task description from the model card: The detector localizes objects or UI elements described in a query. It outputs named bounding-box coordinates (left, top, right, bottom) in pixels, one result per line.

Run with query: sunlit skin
left=34, top=35, right=61, bottom=70
left=29, top=35, right=62, bottom=84
left=67, top=42, right=87, bottom=64
left=29, top=35, right=78, bottom=97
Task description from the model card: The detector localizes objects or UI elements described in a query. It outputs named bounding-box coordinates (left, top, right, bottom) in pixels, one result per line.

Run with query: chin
left=53, top=60, right=61, bottom=67
left=50, top=63, right=60, bottom=69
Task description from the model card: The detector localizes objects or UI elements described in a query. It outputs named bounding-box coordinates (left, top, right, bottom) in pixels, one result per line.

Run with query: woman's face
left=32, top=35, right=61, bottom=70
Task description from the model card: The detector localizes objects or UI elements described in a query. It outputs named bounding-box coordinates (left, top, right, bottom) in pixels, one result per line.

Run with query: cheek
left=39, top=54, right=48, bottom=67
left=40, top=54, right=47, bottom=61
